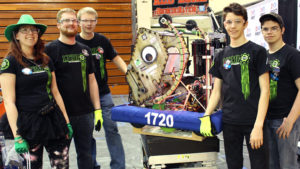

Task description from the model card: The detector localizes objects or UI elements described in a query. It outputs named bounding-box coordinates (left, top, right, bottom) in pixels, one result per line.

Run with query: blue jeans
left=69, top=113, right=94, bottom=169
left=266, top=117, right=300, bottom=169
left=92, top=93, right=125, bottom=169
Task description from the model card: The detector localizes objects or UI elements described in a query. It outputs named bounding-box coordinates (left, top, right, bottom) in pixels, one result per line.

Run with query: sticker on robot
left=150, top=37, right=157, bottom=44
left=145, top=64, right=158, bottom=75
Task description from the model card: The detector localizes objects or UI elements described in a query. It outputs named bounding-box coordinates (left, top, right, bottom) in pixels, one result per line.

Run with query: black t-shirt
left=210, top=41, right=268, bottom=125
left=0, top=55, right=54, bottom=113
left=75, top=33, right=117, bottom=95
left=267, top=45, right=300, bottom=119
left=45, top=40, right=95, bottom=116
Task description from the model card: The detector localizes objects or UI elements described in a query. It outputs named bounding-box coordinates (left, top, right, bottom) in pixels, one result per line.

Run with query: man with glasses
left=200, top=3, right=270, bottom=169
left=75, top=7, right=127, bottom=169
left=45, top=8, right=101, bottom=169
left=260, top=13, right=300, bottom=169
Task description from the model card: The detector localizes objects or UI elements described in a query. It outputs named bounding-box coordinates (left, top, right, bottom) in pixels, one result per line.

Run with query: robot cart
left=111, top=106, right=222, bottom=169
left=141, top=135, right=219, bottom=169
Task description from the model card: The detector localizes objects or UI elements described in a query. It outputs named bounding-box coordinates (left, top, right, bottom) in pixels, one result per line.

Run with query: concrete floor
left=4, top=95, right=254, bottom=169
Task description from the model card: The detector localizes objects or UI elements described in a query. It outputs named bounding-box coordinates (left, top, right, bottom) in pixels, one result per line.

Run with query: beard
left=61, top=27, right=77, bottom=37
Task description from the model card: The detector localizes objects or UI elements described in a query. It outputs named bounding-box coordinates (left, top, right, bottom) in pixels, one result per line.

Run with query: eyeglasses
left=18, top=28, right=40, bottom=34
left=261, top=26, right=280, bottom=33
left=224, top=19, right=244, bottom=26
left=59, top=19, right=78, bottom=24
left=80, top=19, right=97, bottom=24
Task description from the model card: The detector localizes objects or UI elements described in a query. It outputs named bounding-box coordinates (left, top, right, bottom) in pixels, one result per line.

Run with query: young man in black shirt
left=200, top=3, right=270, bottom=169
left=75, top=7, right=127, bottom=169
left=260, top=13, right=300, bottom=169
left=45, top=8, right=101, bottom=169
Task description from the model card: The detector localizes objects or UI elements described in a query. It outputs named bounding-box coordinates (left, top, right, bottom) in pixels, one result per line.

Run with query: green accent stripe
left=81, top=55, right=87, bottom=92
left=241, top=63, right=250, bottom=100
left=46, top=67, right=53, bottom=100
left=100, top=55, right=105, bottom=80
left=270, top=79, right=277, bottom=100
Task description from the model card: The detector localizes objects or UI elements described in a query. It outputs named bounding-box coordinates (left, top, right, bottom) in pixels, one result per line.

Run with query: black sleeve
left=255, top=46, right=269, bottom=76
left=48, top=59, right=55, bottom=72
left=45, top=42, right=58, bottom=67
left=104, top=36, right=118, bottom=60
left=289, top=50, right=300, bottom=81
left=44, top=43, right=51, bottom=57
left=209, top=49, right=223, bottom=79
left=0, top=56, right=17, bottom=74
left=87, top=48, right=96, bottom=74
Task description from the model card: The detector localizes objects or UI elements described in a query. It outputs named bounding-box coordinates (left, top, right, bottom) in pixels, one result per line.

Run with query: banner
left=297, top=0, right=300, bottom=50
left=245, top=0, right=278, bottom=49
left=152, top=0, right=209, bottom=17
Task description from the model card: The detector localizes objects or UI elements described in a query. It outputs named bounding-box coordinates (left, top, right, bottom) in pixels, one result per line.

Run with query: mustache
left=61, top=29, right=77, bottom=37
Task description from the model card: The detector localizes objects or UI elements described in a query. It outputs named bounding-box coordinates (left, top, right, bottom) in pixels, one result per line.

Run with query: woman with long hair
left=0, top=14, right=73, bottom=169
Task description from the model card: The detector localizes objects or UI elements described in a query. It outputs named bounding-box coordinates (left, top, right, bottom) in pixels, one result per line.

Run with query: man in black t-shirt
left=200, top=3, right=270, bottom=169
left=45, top=8, right=101, bottom=169
left=75, top=7, right=127, bottom=169
left=260, top=13, right=300, bottom=169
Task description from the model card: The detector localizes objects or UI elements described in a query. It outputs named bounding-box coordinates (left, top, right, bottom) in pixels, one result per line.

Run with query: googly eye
left=141, top=46, right=157, bottom=63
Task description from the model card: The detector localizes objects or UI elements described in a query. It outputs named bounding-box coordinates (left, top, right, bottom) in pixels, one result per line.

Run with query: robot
left=112, top=9, right=226, bottom=168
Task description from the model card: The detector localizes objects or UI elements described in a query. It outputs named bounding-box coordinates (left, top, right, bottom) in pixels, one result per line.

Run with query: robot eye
left=141, top=46, right=157, bottom=63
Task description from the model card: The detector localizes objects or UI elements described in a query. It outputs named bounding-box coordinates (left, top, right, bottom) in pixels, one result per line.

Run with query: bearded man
left=45, top=8, right=101, bottom=169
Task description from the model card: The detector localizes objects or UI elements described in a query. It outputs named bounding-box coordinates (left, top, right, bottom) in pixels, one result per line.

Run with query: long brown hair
left=7, top=26, right=50, bottom=67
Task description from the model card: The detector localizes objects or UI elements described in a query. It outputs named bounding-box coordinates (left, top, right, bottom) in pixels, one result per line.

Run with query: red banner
left=153, top=0, right=209, bottom=17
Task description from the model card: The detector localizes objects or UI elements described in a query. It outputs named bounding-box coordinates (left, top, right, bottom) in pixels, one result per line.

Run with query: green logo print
left=271, top=59, right=280, bottom=68
left=30, top=65, right=45, bottom=73
left=240, top=53, right=250, bottom=100
left=223, top=53, right=250, bottom=100
left=269, top=59, right=280, bottom=100
left=62, top=54, right=81, bottom=63
left=62, top=53, right=87, bottom=92
left=1, top=59, right=10, bottom=70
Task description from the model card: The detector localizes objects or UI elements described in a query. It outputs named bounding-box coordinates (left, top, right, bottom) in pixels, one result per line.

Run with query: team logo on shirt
left=269, top=59, right=280, bottom=81
left=21, top=66, right=48, bottom=75
left=91, top=47, right=104, bottom=60
left=223, top=59, right=231, bottom=69
left=22, top=67, right=32, bottom=75
left=62, top=54, right=82, bottom=63
left=223, top=53, right=250, bottom=67
left=223, top=52, right=251, bottom=100
left=269, top=59, right=280, bottom=100
left=95, top=53, right=101, bottom=60
left=1, top=59, right=9, bottom=70
left=240, top=53, right=250, bottom=63
left=31, top=66, right=47, bottom=74
left=82, top=49, right=89, bottom=56
left=97, top=47, right=104, bottom=54
left=80, top=54, right=85, bottom=61
left=271, top=59, right=280, bottom=68
left=96, top=47, right=104, bottom=60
